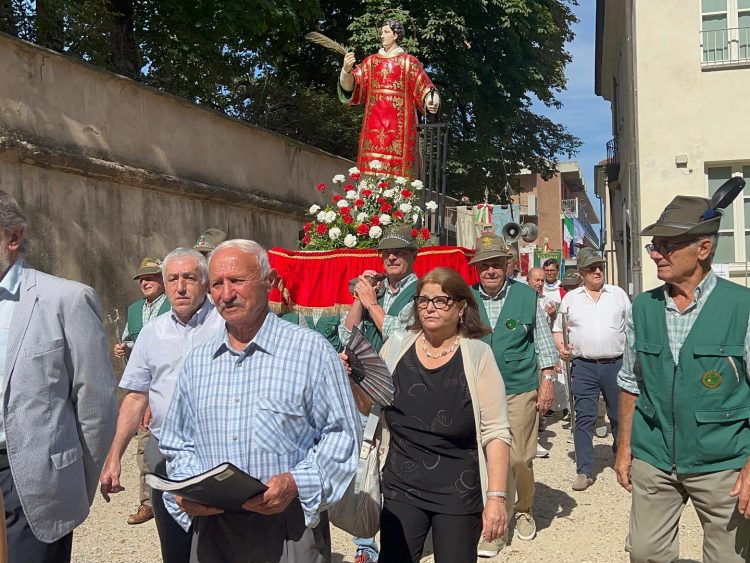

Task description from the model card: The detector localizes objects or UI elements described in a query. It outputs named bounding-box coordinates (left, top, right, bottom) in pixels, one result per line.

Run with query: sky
left=532, top=1, right=611, bottom=222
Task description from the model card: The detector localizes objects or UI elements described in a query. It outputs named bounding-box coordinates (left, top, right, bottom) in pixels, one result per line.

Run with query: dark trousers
left=0, top=466, right=73, bottom=563
left=571, top=358, right=621, bottom=477
left=379, top=498, right=482, bottom=563
left=144, top=437, right=193, bottom=563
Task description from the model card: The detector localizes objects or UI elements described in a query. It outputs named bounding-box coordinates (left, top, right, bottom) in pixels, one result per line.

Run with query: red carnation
left=421, top=228, right=431, bottom=240
left=303, top=222, right=312, bottom=233
left=344, top=184, right=354, bottom=191
left=339, top=206, right=351, bottom=216
left=393, top=211, right=404, bottom=220
left=316, top=224, right=328, bottom=235
left=357, top=224, right=370, bottom=235
left=350, top=172, right=361, bottom=180
left=355, top=199, right=365, bottom=208
left=400, top=189, right=412, bottom=198
left=317, top=183, right=326, bottom=191
left=412, top=228, right=419, bottom=238
left=378, top=181, right=389, bottom=189
left=380, top=203, right=393, bottom=213
left=303, top=235, right=311, bottom=245
left=361, top=189, right=373, bottom=197
left=343, top=215, right=354, bottom=224
left=377, top=196, right=386, bottom=204
left=332, top=194, right=343, bottom=202
left=371, top=216, right=380, bottom=226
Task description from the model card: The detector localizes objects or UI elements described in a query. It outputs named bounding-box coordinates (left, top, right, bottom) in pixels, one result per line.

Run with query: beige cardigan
left=379, top=330, right=512, bottom=504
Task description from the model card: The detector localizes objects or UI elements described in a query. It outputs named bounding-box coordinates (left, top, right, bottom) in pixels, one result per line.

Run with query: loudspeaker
left=502, top=222, right=521, bottom=243
left=520, top=223, right=539, bottom=243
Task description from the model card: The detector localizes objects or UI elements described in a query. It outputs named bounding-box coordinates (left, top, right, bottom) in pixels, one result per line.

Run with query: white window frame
left=700, top=0, right=750, bottom=66
left=706, top=163, right=749, bottom=267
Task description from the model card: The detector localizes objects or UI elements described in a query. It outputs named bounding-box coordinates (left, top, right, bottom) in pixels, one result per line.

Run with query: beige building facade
left=596, top=0, right=750, bottom=294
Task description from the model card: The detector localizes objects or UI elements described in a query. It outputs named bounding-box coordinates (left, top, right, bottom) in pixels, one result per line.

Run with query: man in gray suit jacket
left=0, top=191, right=117, bottom=562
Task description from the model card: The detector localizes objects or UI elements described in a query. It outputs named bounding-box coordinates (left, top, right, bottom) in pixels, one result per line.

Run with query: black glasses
left=645, top=239, right=697, bottom=256
left=414, top=295, right=455, bottom=310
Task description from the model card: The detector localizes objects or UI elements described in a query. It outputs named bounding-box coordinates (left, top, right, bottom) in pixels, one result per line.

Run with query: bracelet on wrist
left=486, top=491, right=506, bottom=498
left=487, top=496, right=507, bottom=503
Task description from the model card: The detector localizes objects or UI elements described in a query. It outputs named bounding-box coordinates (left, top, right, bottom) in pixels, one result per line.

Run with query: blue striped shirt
left=159, top=311, right=361, bottom=530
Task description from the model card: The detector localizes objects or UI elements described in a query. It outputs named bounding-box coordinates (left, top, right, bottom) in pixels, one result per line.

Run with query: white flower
left=380, top=214, right=392, bottom=225
left=328, top=227, right=341, bottom=240
left=382, top=188, right=395, bottom=198
left=395, top=176, right=407, bottom=185
left=369, top=226, right=383, bottom=238
left=399, top=203, right=413, bottom=213
left=370, top=159, right=384, bottom=170
left=356, top=212, right=368, bottom=222
left=412, top=213, right=420, bottom=223
left=323, top=210, right=337, bottom=223
left=332, top=174, right=346, bottom=184
left=345, top=190, right=357, bottom=200
left=337, top=199, right=349, bottom=209
left=411, top=180, right=424, bottom=190
left=359, top=180, right=369, bottom=190
left=348, top=166, right=361, bottom=176
left=425, top=200, right=438, bottom=212
left=316, top=210, right=326, bottom=222
left=344, top=234, right=358, bottom=248
left=309, top=204, right=321, bottom=215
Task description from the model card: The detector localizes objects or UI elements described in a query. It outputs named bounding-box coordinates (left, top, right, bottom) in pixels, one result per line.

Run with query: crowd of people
left=1, top=186, right=750, bottom=563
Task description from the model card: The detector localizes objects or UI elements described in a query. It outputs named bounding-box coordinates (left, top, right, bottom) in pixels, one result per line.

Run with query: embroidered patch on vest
left=700, top=370, right=722, bottom=389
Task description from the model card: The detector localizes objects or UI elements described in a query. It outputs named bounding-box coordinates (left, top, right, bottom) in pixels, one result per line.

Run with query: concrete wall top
left=0, top=33, right=352, bottom=208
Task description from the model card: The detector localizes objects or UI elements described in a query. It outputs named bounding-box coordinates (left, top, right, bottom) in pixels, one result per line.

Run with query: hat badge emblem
left=481, top=237, right=493, bottom=249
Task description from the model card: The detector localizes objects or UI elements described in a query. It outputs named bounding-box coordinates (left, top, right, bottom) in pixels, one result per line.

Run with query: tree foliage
left=3, top=0, right=580, bottom=200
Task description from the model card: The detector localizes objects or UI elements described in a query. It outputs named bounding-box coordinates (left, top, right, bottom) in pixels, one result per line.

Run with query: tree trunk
left=108, top=0, right=139, bottom=78
left=36, top=0, right=65, bottom=51
left=0, top=0, right=16, bottom=36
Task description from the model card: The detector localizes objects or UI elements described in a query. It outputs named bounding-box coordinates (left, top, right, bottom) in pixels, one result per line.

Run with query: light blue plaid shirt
left=160, top=311, right=361, bottom=530
left=618, top=271, right=750, bottom=394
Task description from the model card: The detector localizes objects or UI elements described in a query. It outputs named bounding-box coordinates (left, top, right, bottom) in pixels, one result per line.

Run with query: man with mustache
left=100, top=248, right=223, bottom=562
left=553, top=248, right=630, bottom=492
left=159, top=240, right=360, bottom=562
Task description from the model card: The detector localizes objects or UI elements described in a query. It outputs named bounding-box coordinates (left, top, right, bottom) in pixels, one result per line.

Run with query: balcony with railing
left=701, top=27, right=750, bottom=67
left=606, top=138, right=620, bottom=183
left=561, top=198, right=599, bottom=247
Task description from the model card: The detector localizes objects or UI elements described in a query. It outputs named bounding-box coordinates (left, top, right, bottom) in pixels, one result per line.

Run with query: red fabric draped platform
left=268, top=246, right=478, bottom=313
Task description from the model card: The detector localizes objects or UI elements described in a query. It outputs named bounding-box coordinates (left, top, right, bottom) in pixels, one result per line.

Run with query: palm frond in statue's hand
left=304, top=32, right=350, bottom=56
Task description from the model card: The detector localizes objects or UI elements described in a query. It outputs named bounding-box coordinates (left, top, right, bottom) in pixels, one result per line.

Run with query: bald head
left=527, top=267, right=544, bottom=295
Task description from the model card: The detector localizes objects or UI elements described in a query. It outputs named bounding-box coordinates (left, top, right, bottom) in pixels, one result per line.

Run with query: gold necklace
left=421, top=334, right=460, bottom=359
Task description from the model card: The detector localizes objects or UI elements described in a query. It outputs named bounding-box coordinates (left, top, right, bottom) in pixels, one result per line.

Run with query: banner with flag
left=563, top=216, right=575, bottom=258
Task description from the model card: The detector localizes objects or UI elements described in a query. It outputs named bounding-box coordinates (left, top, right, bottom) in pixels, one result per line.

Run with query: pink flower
left=317, top=183, right=326, bottom=191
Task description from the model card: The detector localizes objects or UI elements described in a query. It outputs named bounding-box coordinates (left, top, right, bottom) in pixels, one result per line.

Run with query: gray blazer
left=4, top=265, right=117, bottom=543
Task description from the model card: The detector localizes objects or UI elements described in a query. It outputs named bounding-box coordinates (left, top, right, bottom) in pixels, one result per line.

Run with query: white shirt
left=543, top=281, right=562, bottom=305
left=552, top=284, right=631, bottom=360
left=119, top=298, right=224, bottom=440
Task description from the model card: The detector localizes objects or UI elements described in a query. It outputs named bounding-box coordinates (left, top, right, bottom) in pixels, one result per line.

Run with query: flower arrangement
left=300, top=160, right=437, bottom=250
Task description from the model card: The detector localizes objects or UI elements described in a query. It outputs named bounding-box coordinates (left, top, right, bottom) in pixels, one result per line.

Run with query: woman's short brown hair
left=408, top=267, right=491, bottom=339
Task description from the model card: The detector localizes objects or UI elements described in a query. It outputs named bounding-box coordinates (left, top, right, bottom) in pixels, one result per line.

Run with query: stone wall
left=0, top=32, right=352, bottom=361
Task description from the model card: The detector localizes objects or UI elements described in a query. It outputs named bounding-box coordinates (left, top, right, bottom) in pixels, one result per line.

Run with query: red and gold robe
left=341, top=51, right=435, bottom=179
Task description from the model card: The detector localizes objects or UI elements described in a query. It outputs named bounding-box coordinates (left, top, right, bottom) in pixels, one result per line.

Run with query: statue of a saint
left=339, top=20, right=440, bottom=179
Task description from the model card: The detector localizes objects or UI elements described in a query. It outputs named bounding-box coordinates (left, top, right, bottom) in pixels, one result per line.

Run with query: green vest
left=631, top=277, right=750, bottom=473
left=362, top=279, right=418, bottom=352
left=472, top=281, right=539, bottom=395
left=279, top=313, right=342, bottom=351
left=125, top=297, right=171, bottom=343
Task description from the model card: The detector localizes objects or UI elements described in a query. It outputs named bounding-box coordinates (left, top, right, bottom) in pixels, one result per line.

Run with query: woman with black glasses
left=348, top=267, right=511, bottom=562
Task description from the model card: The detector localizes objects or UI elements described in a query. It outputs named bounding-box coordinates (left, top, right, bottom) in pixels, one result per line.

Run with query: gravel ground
left=72, top=415, right=705, bottom=562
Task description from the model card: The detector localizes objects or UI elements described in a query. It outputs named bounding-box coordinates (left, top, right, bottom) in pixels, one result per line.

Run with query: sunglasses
left=582, top=264, right=606, bottom=273
left=645, top=239, right=697, bottom=256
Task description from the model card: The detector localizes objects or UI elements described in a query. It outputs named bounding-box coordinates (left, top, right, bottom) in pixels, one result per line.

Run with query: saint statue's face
left=380, top=25, right=398, bottom=51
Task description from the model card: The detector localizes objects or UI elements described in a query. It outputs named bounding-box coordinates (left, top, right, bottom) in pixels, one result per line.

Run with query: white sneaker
left=536, top=443, right=549, bottom=458
left=477, top=537, right=504, bottom=557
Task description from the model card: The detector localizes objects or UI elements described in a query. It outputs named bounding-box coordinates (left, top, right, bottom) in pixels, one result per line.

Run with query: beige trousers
left=135, top=428, right=152, bottom=506
left=627, top=457, right=750, bottom=563
left=506, top=390, right=539, bottom=515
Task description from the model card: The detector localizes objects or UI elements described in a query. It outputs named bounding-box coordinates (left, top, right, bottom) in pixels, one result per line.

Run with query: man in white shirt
left=542, top=259, right=563, bottom=309
left=99, top=248, right=224, bottom=563
left=552, top=248, right=630, bottom=491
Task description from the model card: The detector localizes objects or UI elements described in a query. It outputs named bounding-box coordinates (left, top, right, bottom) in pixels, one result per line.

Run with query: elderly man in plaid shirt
left=159, top=239, right=361, bottom=563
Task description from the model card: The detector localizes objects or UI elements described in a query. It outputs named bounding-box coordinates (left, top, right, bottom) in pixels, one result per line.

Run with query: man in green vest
left=339, top=224, right=419, bottom=563
left=113, top=256, right=170, bottom=526
left=616, top=195, right=750, bottom=562
left=278, top=310, right=342, bottom=351
left=469, top=232, right=556, bottom=555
